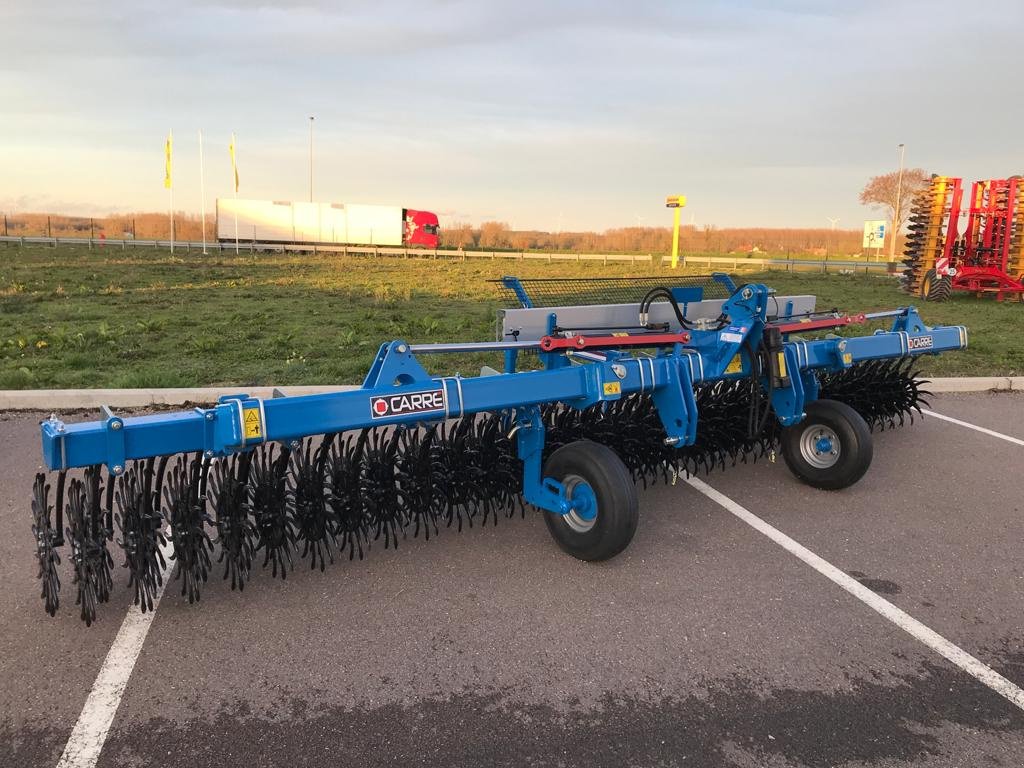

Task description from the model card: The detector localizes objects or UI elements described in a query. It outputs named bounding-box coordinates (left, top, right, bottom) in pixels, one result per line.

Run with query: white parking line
left=685, top=476, right=1024, bottom=713
left=55, top=537, right=175, bottom=768
left=924, top=409, right=1024, bottom=447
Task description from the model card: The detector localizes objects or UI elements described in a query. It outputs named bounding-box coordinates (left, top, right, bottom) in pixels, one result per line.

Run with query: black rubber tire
left=542, top=440, right=638, bottom=562
left=923, top=269, right=952, bottom=302
left=780, top=399, right=873, bottom=491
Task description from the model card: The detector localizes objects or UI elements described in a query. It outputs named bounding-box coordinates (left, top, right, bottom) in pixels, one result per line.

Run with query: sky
left=1, top=0, right=1022, bottom=231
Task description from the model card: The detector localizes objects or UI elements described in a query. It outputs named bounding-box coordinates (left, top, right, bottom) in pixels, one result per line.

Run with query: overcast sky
left=2, top=0, right=1021, bottom=230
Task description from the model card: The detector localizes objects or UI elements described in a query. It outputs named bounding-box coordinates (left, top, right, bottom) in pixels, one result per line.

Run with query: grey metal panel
left=497, top=296, right=817, bottom=341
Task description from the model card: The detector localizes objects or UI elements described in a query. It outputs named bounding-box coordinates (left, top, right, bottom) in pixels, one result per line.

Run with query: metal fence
left=0, top=235, right=893, bottom=274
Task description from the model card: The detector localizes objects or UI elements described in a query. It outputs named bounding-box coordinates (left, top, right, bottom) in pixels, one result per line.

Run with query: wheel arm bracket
left=515, top=406, right=594, bottom=517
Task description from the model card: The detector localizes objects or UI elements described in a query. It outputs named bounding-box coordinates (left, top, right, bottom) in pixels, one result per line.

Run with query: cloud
left=1, top=0, right=1022, bottom=229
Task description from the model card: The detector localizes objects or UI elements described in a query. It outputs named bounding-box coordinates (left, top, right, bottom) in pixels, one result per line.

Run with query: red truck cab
left=404, top=209, right=440, bottom=248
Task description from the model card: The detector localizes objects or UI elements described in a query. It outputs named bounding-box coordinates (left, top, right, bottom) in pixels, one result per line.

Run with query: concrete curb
left=925, top=377, right=1024, bottom=393
left=0, top=386, right=359, bottom=411
left=0, top=378, right=1021, bottom=410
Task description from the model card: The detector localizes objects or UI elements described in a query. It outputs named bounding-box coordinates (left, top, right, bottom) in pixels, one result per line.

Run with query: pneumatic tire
left=542, top=440, right=638, bottom=562
left=923, top=268, right=952, bottom=302
left=781, top=399, right=873, bottom=490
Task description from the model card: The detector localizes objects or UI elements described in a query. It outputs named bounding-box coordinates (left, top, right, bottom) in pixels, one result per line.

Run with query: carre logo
left=370, top=389, right=446, bottom=419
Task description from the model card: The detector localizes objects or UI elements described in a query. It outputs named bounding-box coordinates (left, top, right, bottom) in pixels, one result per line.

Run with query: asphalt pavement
left=1, top=392, right=1022, bottom=767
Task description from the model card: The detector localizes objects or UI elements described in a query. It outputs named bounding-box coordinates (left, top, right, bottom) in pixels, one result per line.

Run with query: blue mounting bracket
left=363, top=340, right=434, bottom=388
left=499, top=276, right=534, bottom=309
left=651, top=356, right=698, bottom=446
left=100, top=406, right=126, bottom=476
left=514, top=406, right=596, bottom=520
left=711, top=272, right=737, bottom=293
left=770, top=345, right=806, bottom=426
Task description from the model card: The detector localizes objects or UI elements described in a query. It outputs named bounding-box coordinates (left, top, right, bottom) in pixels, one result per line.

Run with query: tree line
left=441, top=221, right=866, bottom=255
left=1, top=212, right=211, bottom=241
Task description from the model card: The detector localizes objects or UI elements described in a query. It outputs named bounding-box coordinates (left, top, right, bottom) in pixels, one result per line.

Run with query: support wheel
left=922, top=269, right=951, bottom=302
left=542, top=440, right=638, bottom=561
left=781, top=399, right=873, bottom=490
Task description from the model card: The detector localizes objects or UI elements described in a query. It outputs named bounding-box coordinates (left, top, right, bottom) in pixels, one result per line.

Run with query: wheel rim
left=799, top=425, right=841, bottom=469
left=561, top=474, right=597, bottom=533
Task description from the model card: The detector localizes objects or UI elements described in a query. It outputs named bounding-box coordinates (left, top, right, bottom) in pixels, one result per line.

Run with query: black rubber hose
left=639, top=287, right=730, bottom=331
left=639, top=286, right=692, bottom=330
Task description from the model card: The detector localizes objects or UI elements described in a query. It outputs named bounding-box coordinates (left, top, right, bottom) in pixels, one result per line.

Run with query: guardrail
left=0, top=235, right=893, bottom=273
left=681, top=254, right=891, bottom=274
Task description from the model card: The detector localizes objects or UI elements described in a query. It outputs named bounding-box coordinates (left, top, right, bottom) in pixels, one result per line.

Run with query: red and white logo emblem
left=907, top=335, right=934, bottom=351
left=370, top=389, right=445, bottom=419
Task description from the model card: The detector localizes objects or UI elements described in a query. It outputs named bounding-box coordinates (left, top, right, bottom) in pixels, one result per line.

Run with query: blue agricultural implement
left=30, top=274, right=966, bottom=624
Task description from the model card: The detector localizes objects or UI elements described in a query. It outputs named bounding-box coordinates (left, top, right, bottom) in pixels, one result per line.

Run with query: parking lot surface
left=1, top=392, right=1022, bottom=767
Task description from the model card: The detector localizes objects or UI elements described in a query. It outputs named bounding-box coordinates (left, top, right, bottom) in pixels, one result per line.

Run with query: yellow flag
left=164, top=131, right=173, bottom=189
left=229, top=133, right=239, bottom=193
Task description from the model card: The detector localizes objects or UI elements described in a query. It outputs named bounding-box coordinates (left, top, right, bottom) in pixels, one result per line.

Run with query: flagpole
left=168, top=130, right=175, bottom=254
left=199, top=129, right=207, bottom=255
left=231, top=132, right=239, bottom=255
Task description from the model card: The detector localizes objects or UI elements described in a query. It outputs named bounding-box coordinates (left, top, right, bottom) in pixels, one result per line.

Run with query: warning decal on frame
left=603, top=381, right=622, bottom=396
left=243, top=407, right=262, bottom=439
left=725, top=354, right=743, bottom=375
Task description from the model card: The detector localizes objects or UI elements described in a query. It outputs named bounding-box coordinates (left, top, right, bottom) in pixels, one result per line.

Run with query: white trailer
left=216, top=198, right=405, bottom=246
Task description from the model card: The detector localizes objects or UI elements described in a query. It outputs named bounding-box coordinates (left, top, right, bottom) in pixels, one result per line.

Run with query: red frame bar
left=539, top=331, right=691, bottom=351
left=938, top=179, right=964, bottom=276
left=769, top=313, right=866, bottom=334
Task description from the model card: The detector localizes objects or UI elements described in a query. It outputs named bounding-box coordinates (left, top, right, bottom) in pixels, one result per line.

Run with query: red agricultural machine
left=902, top=175, right=1024, bottom=301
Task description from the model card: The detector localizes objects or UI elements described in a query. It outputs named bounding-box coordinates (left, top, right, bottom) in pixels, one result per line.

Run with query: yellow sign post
left=665, top=195, right=687, bottom=268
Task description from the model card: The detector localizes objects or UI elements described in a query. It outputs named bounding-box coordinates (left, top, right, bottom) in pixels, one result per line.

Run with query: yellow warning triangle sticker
left=245, top=410, right=259, bottom=423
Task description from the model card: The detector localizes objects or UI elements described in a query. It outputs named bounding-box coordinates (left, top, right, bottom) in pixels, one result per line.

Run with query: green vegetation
left=0, top=244, right=1019, bottom=389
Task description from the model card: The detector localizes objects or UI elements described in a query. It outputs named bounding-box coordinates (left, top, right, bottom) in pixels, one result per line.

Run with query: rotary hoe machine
left=30, top=274, right=967, bottom=625
left=903, top=175, right=1024, bottom=301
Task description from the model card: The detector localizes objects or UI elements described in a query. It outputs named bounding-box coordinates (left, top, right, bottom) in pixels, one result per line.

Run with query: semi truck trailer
left=216, top=198, right=440, bottom=248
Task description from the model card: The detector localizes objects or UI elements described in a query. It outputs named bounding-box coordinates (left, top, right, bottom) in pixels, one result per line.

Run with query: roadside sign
left=666, top=195, right=687, bottom=208
left=863, top=220, right=886, bottom=249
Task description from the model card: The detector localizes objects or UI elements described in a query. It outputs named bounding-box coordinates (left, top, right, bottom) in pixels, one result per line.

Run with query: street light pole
left=309, top=116, right=314, bottom=203
left=890, top=142, right=906, bottom=261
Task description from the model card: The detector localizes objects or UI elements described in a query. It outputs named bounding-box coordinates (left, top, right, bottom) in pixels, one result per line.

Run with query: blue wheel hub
left=799, top=425, right=841, bottom=470
left=571, top=483, right=597, bottom=521
left=560, top=474, right=598, bottom=532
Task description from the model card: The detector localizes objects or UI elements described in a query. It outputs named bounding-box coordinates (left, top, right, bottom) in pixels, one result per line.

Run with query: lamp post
left=309, top=116, right=315, bottom=203
left=890, top=142, right=906, bottom=261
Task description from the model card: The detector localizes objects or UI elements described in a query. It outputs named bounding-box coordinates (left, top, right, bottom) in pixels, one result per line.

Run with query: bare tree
left=859, top=168, right=931, bottom=236
left=439, top=221, right=476, bottom=249
left=478, top=221, right=512, bottom=249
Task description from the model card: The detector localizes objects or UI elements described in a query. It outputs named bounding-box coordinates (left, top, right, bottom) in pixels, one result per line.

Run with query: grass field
left=0, top=244, right=1020, bottom=389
